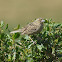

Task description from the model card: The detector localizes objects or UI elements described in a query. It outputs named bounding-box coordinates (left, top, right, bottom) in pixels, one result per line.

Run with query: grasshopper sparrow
left=10, top=18, right=45, bottom=35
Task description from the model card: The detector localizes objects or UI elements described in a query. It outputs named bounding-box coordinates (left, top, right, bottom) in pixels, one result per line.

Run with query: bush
left=0, top=19, right=62, bottom=62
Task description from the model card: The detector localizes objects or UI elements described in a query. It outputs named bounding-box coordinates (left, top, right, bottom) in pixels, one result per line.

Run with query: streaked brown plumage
left=10, top=18, right=45, bottom=35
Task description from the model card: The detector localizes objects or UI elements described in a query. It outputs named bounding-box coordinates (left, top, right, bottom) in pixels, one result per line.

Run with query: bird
left=10, top=18, right=45, bottom=35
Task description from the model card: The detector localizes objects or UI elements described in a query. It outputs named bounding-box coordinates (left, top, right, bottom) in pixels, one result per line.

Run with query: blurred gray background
left=0, top=0, right=62, bottom=29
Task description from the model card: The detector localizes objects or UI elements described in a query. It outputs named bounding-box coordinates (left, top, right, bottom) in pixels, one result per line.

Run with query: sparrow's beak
left=41, top=20, right=45, bottom=22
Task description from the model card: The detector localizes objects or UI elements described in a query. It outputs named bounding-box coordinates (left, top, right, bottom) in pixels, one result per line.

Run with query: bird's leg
left=29, top=36, right=33, bottom=42
left=29, top=36, right=36, bottom=44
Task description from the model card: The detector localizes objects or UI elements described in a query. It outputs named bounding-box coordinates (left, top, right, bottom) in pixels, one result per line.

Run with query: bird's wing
left=10, top=23, right=34, bottom=34
left=21, top=22, right=39, bottom=35
left=20, top=22, right=34, bottom=31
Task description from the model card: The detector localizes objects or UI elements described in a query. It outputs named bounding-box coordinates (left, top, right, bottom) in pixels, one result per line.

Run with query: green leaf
left=17, top=24, right=20, bottom=29
left=44, top=19, right=48, bottom=23
left=7, top=42, right=12, bottom=46
left=61, top=24, right=62, bottom=28
left=1, top=33, right=5, bottom=39
left=0, top=21, right=4, bottom=27
left=16, top=46, right=18, bottom=52
left=56, top=50, right=62, bottom=53
left=13, top=33, right=20, bottom=39
left=54, top=24, right=61, bottom=28
left=52, top=47, right=55, bottom=54
left=37, top=44, right=44, bottom=51
left=49, top=18, right=52, bottom=21
left=8, top=54, right=11, bottom=61
left=24, top=35, right=30, bottom=41
left=47, top=25, right=49, bottom=31
left=28, top=43, right=33, bottom=49
left=6, top=24, right=8, bottom=29
left=26, top=58, right=33, bottom=62
left=14, top=24, right=20, bottom=30
left=58, top=41, right=62, bottom=46
left=0, top=34, right=1, bottom=39
left=12, top=52, right=16, bottom=60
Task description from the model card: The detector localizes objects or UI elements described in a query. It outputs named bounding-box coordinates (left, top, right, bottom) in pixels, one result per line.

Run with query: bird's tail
left=10, top=29, right=21, bottom=34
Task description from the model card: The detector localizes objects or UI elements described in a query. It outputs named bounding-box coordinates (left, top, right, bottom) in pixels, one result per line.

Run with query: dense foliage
left=0, top=19, right=62, bottom=62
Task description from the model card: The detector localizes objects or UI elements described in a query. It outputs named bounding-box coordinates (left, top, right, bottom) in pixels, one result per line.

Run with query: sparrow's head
left=35, top=18, right=45, bottom=24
